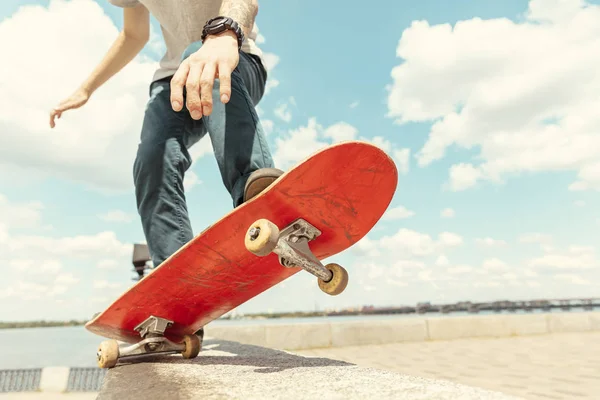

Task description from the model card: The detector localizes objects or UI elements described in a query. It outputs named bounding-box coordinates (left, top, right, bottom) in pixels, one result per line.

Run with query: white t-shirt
left=108, top=0, right=264, bottom=82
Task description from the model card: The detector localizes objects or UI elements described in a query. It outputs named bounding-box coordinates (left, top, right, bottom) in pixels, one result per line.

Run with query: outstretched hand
left=49, top=88, right=90, bottom=128
left=170, top=32, right=239, bottom=119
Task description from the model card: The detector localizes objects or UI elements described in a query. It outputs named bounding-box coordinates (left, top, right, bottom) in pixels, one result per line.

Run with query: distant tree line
left=0, top=320, right=88, bottom=329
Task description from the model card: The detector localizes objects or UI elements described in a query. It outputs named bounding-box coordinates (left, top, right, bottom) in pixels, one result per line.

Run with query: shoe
left=243, top=167, right=284, bottom=203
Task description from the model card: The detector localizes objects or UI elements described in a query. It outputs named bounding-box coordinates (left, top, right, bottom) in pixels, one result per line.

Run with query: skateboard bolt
left=248, top=227, right=261, bottom=240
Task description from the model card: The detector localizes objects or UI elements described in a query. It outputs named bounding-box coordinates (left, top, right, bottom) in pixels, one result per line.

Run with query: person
left=49, top=0, right=283, bottom=274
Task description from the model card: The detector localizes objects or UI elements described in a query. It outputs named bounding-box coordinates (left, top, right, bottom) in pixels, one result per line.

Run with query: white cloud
left=383, top=206, right=415, bottom=220
left=261, top=52, right=280, bottom=95
left=393, top=148, right=411, bottom=175
left=528, top=245, right=598, bottom=270
left=265, top=78, right=280, bottom=94
left=323, top=122, right=358, bottom=142
left=348, top=220, right=600, bottom=305
left=475, top=237, right=508, bottom=247
left=262, top=119, right=274, bottom=135
left=273, top=118, right=329, bottom=169
left=261, top=51, right=280, bottom=72
left=93, top=280, right=122, bottom=290
left=97, top=259, right=119, bottom=269
left=0, top=194, right=132, bottom=318
left=435, top=255, right=449, bottom=266
left=574, top=200, right=586, bottom=207
left=386, top=0, right=600, bottom=192
left=519, top=233, right=552, bottom=245
left=188, top=138, right=213, bottom=163
left=98, top=210, right=134, bottom=223
left=0, top=0, right=158, bottom=192
left=1, top=263, right=81, bottom=301
left=255, top=25, right=266, bottom=45
left=183, top=171, right=202, bottom=192
left=273, top=118, right=410, bottom=171
left=0, top=194, right=44, bottom=230
left=6, top=231, right=130, bottom=259
left=55, top=273, right=79, bottom=285
left=448, top=265, right=473, bottom=275
left=554, top=273, right=590, bottom=285
left=274, top=103, right=292, bottom=122
left=440, top=208, right=455, bottom=218
left=438, top=232, right=463, bottom=247
left=448, top=164, right=484, bottom=191
left=483, top=258, right=509, bottom=272
left=355, top=228, right=463, bottom=259
left=349, top=101, right=359, bottom=109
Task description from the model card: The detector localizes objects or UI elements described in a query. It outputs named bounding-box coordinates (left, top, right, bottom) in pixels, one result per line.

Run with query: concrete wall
left=206, top=311, right=600, bottom=350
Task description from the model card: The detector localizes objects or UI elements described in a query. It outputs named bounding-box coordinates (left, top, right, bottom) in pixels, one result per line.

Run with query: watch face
left=210, top=16, right=229, bottom=27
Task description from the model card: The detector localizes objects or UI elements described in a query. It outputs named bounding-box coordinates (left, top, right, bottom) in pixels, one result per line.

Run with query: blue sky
left=0, top=0, right=599, bottom=321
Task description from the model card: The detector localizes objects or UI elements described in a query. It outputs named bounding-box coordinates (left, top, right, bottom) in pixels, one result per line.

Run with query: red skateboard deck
left=86, top=141, right=397, bottom=364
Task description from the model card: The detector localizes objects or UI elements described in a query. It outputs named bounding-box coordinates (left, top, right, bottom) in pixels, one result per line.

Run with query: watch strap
left=201, top=16, right=245, bottom=49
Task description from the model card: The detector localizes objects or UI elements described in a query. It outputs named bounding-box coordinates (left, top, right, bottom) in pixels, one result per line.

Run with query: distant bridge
left=414, top=298, right=600, bottom=314
left=329, top=298, right=600, bottom=317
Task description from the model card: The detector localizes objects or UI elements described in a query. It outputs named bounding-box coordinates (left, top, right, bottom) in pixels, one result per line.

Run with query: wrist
left=79, top=84, right=93, bottom=97
left=204, top=30, right=238, bottom=44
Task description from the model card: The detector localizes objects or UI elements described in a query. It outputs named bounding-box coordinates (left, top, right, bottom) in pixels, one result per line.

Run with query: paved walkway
left=295, top=331, right=600, bottom=400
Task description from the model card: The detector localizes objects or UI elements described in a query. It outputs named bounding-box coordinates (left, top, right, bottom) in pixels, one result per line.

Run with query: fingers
left=218, top=63, right=232, bottom=104
left=185, top=62, right=204, bottom=119
left=49, top=102, right=68, bottom=128
left=199, top=62, right=216, bottom=116
left=49, top=110, right=58, bottom=128
left=172, top=52, right=235, bottom=119
left=170, top=61, right=189, bottom=112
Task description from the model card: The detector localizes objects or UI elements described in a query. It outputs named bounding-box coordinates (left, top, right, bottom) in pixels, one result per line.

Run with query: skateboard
left=86, top=141, right=398, bottom=368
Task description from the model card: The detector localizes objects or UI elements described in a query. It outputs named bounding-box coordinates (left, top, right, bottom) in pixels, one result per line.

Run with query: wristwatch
left=201, top=16, right=245, bottom=49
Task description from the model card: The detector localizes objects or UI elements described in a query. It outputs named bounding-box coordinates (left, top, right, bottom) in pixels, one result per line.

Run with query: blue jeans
left=133, top=42, right=274, bottom=268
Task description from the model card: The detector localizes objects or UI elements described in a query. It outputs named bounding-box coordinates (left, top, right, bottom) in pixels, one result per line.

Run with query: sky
left=0, top=0, right=599, bottom=321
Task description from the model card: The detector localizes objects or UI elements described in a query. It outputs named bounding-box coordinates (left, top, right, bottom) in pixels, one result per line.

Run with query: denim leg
left=182, top=43, right=275, bottom=207
left=133, top=81, right=201, bottom=268
left=135, top=44, right=275, bottom=267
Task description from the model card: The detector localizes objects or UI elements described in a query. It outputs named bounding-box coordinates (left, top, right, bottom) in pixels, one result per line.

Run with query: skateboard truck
left=96, top=316, right=201, bottom=369
left=245, top=218, right=349, bottom=295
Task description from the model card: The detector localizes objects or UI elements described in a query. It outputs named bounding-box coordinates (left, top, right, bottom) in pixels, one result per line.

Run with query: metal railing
left=67, top=367, right=107, bottom=392
left=0, top=368, right=41, bottom=392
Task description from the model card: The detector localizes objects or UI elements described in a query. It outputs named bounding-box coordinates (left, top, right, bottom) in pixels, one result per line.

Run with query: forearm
left=218, top=0, right=258, bottom=37
left=80, top=32, right=147, bottom=95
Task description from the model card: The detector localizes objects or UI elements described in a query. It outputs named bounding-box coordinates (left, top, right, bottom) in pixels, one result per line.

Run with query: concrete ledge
left=207, top=312, right=599, bottom=350
left=426, top=313, right=549, bottom=341
left=97, top=338, right=522, bottom=400
left=331, top=318, right=428, bottom=347
left=546, top=312, right=593, bottom=333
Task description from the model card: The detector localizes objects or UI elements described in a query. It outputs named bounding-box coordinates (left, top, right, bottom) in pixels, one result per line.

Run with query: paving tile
left=295, top=331, right=600, bottom=400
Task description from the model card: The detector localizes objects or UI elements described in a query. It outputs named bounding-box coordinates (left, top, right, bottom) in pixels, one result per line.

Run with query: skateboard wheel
left=182, top=334, right=201, bottom=359
left=318, top=263, right=349, bottom=296
left=97, top=340, right=119, bottom=368
left=245, top=219, right=279, bottom=256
